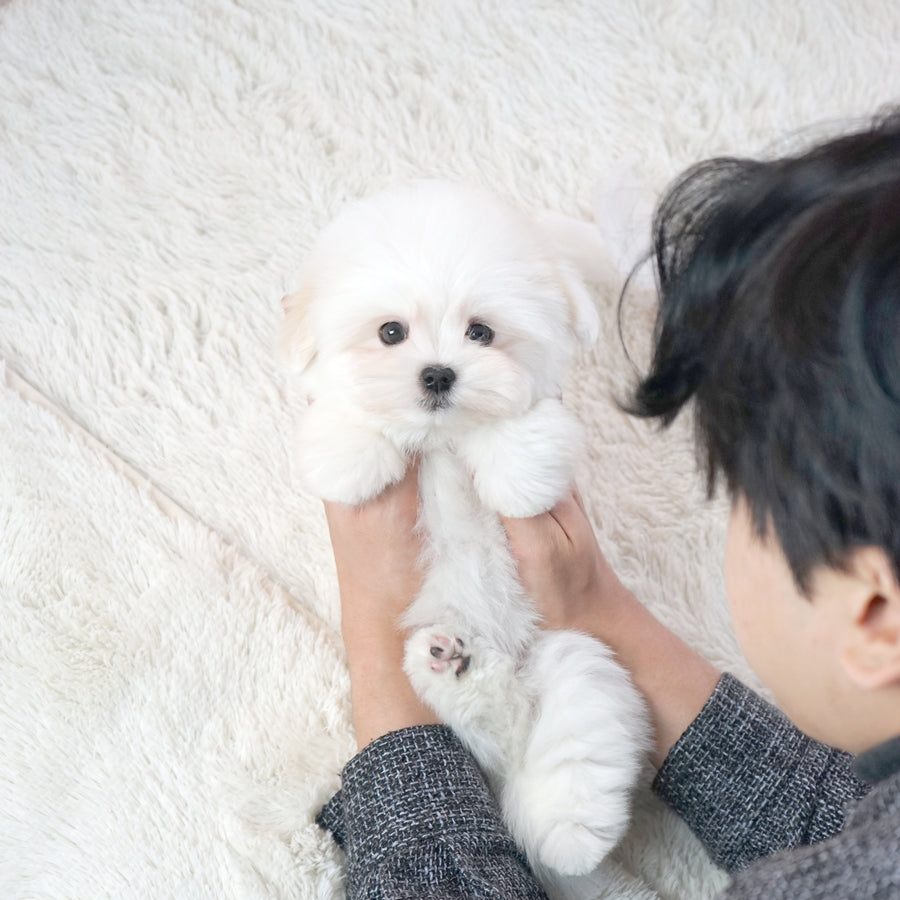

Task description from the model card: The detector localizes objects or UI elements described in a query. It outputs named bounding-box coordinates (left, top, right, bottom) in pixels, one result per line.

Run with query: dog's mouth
left=419, top=393, right=453, bottom=413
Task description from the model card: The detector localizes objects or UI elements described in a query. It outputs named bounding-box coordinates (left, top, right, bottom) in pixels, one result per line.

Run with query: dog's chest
left=415, top=450, right=535, bottom=651
left=418, top=450, right=502, bottom=552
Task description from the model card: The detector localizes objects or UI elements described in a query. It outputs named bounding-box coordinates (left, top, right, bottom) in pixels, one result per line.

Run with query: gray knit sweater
left=318, top=674, right=897, bottom=898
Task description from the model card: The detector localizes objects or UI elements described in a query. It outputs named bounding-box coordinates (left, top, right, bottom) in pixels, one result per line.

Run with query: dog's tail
left=537, top=162, right=657, bottom=294
left=535, top=211, right=620, bottom=289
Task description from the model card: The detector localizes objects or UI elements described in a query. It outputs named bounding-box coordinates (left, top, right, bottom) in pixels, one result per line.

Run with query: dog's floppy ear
left=277, top=282, right=318, bottom=373
left=555, top=260, right=600, bottom=350
left=536, top=211, right=613, bottom=350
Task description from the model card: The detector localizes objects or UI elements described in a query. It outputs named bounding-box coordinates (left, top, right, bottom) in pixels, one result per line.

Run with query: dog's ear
left=536, top=211, right=611, bottom=350
left=555, top=260, right=600, bottom=349
left=277, top=282, right=318, bottom=373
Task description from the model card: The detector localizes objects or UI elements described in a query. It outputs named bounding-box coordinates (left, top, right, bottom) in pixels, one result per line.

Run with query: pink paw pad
left=428, top=635, right=470, bottom=677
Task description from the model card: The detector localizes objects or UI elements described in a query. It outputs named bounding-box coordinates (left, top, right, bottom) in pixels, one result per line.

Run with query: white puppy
left=280, top=180, right=650, bottom=881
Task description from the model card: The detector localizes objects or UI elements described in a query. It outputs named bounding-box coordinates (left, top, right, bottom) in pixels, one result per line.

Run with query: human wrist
left=343, top=624, right=407, bottom=687
left=342, top=612, right=439, bottom=749
left=554, top=570, right=639, bottom=641
left=348, top=663, right=439, bottom=750
left=600, top=595, right=720, bottom=767
left=339, top=581, right=409, bottom=654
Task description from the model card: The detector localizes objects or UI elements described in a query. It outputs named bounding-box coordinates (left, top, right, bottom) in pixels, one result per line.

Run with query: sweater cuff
left=316, top=724, right=508, bottom=856
left=652, top=672, right=827, bottom=871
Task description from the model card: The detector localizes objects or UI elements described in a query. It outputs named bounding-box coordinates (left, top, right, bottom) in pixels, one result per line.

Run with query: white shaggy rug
left=1, top=1, right=898, bottom=897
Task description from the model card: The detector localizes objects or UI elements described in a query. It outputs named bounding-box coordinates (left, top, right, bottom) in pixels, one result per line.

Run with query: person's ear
left=840, top=548, right=900, bottom=691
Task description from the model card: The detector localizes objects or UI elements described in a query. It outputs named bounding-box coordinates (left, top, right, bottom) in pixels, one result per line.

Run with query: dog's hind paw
left=426, top=633, right=470, bottom=677
left=406, top=627, right=472, bottom=680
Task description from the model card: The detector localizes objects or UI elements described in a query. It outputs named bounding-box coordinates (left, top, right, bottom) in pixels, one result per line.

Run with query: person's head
left=626, top=111, right=900, bottom=752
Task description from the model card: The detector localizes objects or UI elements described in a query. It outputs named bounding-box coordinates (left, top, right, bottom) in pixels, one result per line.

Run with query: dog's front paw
left=295, top=406, right=407, bottom=504
left=457, top=399, right=579, bottom=517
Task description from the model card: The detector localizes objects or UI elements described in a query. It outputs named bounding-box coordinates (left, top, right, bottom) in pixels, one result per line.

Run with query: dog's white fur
left=280, top=180, right=650, bottom=879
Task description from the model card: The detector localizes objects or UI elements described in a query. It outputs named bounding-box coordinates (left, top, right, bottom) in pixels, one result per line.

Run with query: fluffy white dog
left=280, top=180, right=650, bottom=882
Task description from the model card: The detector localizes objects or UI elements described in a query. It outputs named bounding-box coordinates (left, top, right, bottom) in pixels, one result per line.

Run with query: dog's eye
left=378, top=321, right=408, bottom=345
left=466, top=322, right=494, bottom=346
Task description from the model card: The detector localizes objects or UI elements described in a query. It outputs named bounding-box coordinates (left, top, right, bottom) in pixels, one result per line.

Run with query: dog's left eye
left=379, top=321, right=408, bottom=345
left=466, top=322, right=494, bottom=345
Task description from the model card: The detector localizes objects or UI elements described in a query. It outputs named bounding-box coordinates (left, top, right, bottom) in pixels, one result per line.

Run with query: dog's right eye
left=378, top=321, right=408, bottom=345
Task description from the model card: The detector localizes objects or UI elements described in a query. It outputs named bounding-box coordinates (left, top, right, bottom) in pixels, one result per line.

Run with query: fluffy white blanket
left=2, top=1, right=898, bottom=897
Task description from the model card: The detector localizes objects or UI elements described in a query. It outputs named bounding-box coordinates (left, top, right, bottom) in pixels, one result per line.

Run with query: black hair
left=624, top=110, right=900, bottom=591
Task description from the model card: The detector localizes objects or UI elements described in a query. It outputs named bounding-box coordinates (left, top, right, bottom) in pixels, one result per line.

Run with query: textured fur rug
left=2, top=1, right=898, bottom=897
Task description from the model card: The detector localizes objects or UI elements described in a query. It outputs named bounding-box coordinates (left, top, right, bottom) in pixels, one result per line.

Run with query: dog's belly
left=406, top=449, right=537, bottom=656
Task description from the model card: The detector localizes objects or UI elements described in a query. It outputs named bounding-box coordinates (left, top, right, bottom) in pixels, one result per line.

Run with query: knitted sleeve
left=316, top=724, right=548, bottom=899
left=653, top=673, right=870, bottom=873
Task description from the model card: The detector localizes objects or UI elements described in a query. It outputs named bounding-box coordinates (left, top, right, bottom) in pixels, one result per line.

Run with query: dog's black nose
left=420, top=365, right=456, bottom=395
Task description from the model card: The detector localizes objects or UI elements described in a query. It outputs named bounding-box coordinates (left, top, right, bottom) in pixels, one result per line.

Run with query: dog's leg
left=294, top=404, right=406, bottom=504
left=403, top=627, right=531, bottom=779
left=503, top=630, right=650, bottom=877
left=455, top=398, right=580, bottom=518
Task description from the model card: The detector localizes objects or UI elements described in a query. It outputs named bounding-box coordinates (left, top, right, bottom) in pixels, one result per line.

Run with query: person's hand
left=323, top=464, right=439, bottom=749
left=502, top=490, right=721, bottom=767
left=324, top=464, right=424, bottom=647
left=500, top=489, right=632, bottom=635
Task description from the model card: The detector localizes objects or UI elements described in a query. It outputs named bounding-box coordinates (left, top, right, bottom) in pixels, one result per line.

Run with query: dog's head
left=279, top=181, right=598, bottom=446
